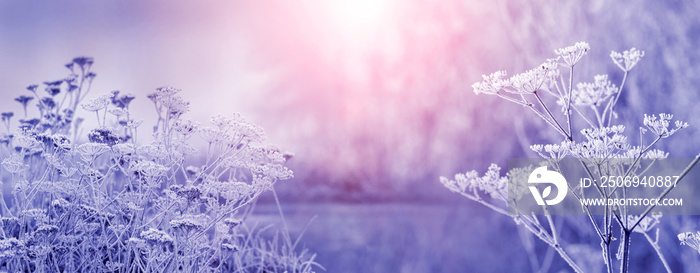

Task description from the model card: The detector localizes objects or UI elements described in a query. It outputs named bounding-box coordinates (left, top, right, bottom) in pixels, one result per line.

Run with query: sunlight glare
left=330, top=0, right=391, bottom=40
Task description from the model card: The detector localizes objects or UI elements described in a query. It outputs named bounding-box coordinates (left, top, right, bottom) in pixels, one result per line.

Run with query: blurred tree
left=248, top=0, right=700, bottom=201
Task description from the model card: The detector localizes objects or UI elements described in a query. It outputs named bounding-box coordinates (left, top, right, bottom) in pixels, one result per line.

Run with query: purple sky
left=0, top=1, right=278, bottom=138
left=3, top=1, right=699, bottom=196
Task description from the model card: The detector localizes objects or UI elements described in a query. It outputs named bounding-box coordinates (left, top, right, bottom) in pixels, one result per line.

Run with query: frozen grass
left=0, top=57, right=320, bottom=272
left=442, top=43, right=700, bottom=272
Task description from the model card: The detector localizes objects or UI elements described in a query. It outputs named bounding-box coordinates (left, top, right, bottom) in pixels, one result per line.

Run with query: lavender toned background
left=2, top=1, right=700, bottom=272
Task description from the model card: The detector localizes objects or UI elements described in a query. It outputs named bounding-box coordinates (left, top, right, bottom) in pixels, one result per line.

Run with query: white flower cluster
left=33, top=224, right=59, bottom=237
left=610, top=48, right=645, bottom=72
left=140, top=228, right=174, bottom=246
left=251, top=164, right=294, bottom=181
left=679, top=231, right=700, bottom=254
left=0, top=238, right=25, bottom=259
left=555, top=41, right=590, bottom=66
left=112, top=143, right=136, bottom=159
left=172, top=118, right=199, bottom=136
left=170, top=214, right=208, bottom=233
left=81, top=93, right=114, bottom=112
left=530, top=141, right=573, bottom=161
left=472, top=71, right=509, bottom=95
left=198, top=114, right=266, bottom=147
left=509, top=65, right=551, bottom=94
left=506, top=165, right=535, bottom=202
left=531, top=126, right=632, bottom=165
left=571, top=74, right=618, bottom=107
left=628, top=212, right=662, bottom=233
left=440, top=163, right=508, bottom=202
left=0, top=59, right=310, bottom=272
left=148, top=86, right=190, bottom=117
left=75, top=142, right=110, bottom=161
left=2, top=155, right=27, bottom=174
left=200, top=180, right=255, bottom=201
left=211, top=113, right=243, bottom=131
left=130, top=160, right=169, bottom=178
left=472, top=60, right=558, bottom=95
left=572, top=126, right=629, bottom=163
left=643, top=113, right=688, bottom=138
left=13, top=135, right=41, bottom=151
left=126, top=237, right=146, bottom=249
left=137, top=144, right=170, bottom=162
left=643, top=149, right=669, bottom=159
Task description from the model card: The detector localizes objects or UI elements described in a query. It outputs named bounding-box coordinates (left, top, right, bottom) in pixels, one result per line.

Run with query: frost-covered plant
left=678, top=231, right=700, bottom=254
left=0, top=58, right=318, bottom=272
left=442, top=43, right=699, bottom=272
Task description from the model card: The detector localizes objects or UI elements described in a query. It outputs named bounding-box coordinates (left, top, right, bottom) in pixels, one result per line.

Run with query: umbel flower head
left=87, top=128, right=120, bottom=145
left=72, top=56, right=95, bottom=68
left=170, top=214, right=208, bottom=233
left=148, top=86, right=190, bottom=117
left=76, top=143, right=110, bottom=161
left=472, top=71, right=509, bottom=95
left=530, top=141, right=573, bottom=161
left=679, top=231, right=700, bottom=254
left=643, top=113, right=688, bottom=138
left=2, top=155, right=27, bottom=174
left=555, top=41, right=590, bottom=66
left=509, top=64, right=551, bottom=94
left=440, top=163, right=508, bottom=202
left=570, top=125, right=629, bottom=161
left=610, top=48, right=645, bottom=72
left=569, top=74, right=618, bottom=107
left=131, top=160, right=169, bottom=178
left=81, top=93, right=112, bottom=112
left=473, top=59, right=558, bottom=96
left=0, top=238, right=26, bottom=259
left=140, top=228, right=174, bottom=246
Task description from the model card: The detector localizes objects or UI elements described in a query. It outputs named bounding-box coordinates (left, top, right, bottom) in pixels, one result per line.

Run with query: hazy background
left=2, top=1, right=700, bottom=271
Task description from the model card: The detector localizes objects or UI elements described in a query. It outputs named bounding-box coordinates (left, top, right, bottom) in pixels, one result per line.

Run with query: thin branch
left=566, top=66, right=574, bottom=140
left=533, top=92, right=570, bottom=139
left=642, top=230, right=672, bottom=273
left=605, top=71, right=628, bottom=127
left=629, top=153, right=700, bottom=232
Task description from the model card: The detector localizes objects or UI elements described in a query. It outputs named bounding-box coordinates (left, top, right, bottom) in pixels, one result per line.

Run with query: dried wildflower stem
left=580, top=162, right=607, bottom=199
left=543, top=207, right=558, bottom=245
left=567, top=184, right=605, bottom=239
left=494, top=90, right=569, bottom=139
left=0, top=189, right=13, bottom=217
left=533, top=92, right=570, bottom=139
left=570, top=104, right=597, bottom=129
left=192, top=197, right=259, bottom=241
left=516, top=214, right=581, bottom=272
left=574, top=180, right=611, bottom=267
left=548, top=75, right=600, bottom=130
left=566, top=66, right=574, bottom=140
left=642, top=230, right=672, bottom=273
left=552, top=242, right=584, bottom=273
left=619, top=228, right=632, bottom=273
left=618, top=154, right=700, bottom=273
left=604, top=71, right=628, bottom=127
left=496, top=92, right=529, bottom=106
left=459, top=191, right=509, bottom=215
left=57, top=90, right=70, bottom=114
left=607, top=135, right=662, bottom=198
left=505, top=195, right=583, bottom=272
left=271, top=187, right=294, bottom=250
left=630, top=153, right=700, bottom=232
left=573, top=157, right=617, bottom=272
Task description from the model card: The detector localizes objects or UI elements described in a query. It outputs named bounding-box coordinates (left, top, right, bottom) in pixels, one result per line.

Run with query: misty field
left=2, top=0, right=700, bottom=272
